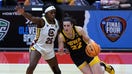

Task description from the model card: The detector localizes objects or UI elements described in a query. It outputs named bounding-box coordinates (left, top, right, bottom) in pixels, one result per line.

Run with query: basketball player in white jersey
left=16, top=3, right=61, bottom=74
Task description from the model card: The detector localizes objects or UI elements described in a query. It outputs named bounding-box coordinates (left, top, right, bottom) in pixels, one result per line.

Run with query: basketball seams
left=93, top=43, right=97, bottom=56
left=85, top=42, right=100, bottom=57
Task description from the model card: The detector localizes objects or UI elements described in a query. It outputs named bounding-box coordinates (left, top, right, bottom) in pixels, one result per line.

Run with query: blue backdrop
left=84, top=10, right=132, bottom=49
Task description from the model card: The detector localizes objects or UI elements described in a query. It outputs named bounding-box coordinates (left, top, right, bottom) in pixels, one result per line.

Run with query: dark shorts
left=70, top=50, right=93, bottom=66
left=70, top=50, right=100, bottom=69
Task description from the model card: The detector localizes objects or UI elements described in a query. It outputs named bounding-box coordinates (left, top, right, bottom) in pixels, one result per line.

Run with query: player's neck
left=45, top=16, right=55, bottom=24
left=65, top=29, right=75, bottom=39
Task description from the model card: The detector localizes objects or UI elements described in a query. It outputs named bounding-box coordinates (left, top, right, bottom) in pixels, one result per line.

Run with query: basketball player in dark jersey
left=58, top=15, right=115, bottom=74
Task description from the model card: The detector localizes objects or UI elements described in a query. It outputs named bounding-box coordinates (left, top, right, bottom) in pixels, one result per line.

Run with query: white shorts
left=40, top=49, right=55, bottom=60
left=33, top=44, right=55, bottom=60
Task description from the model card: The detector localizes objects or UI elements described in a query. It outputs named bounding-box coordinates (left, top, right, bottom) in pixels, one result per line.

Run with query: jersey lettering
left=67, top=38, right=82, bottom=50
left=45, top=28, right=55, bottom=44
left=48, top=28, right=55, bottom=37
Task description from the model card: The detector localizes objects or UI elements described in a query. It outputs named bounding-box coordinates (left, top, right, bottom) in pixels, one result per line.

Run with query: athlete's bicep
left=32, top=17, right=44, bottom=27
left=81, top=29, right=90, bottom=44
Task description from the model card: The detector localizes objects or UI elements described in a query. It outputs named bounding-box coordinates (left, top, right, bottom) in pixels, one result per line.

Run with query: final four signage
left=100, top=16, right=126, bottom=42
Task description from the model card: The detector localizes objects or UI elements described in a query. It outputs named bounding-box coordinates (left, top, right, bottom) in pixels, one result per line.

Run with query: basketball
left=85, top=42, right=100, bottom=57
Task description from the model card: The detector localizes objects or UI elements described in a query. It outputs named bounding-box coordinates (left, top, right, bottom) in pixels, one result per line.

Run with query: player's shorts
left=30, top=45, right=55, bottom=60
left=70, top=50, right=100, bottom=70
left=78, top=56, right=100, bottom=70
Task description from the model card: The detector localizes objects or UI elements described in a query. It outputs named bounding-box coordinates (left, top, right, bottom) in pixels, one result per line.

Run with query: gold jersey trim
left=89, top=56, right=100, bottom=67
left=78, top=61, right=87, bottom=70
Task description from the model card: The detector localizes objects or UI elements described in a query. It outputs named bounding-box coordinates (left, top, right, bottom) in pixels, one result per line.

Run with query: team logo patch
left=100, top=16, right=126, bottom=42
left=0, top=18, right=10, bottom=41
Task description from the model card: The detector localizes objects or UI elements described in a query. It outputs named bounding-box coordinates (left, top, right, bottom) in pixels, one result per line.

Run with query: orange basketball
left=85, top=42, right=100, bottom=57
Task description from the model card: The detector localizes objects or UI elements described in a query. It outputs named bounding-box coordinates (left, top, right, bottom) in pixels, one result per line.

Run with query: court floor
left=0, top=64, right=132, bottom=74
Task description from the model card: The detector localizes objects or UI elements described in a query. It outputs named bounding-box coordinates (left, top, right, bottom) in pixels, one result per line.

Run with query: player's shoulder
left=58, top=32, right=65, bottom=42
left=59, top=32, right=64, bottom=38
left=75, top=26, right=83, bottom=32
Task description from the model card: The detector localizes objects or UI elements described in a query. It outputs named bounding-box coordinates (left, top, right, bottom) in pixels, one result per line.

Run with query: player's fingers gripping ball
left=85, top=42, right=101, bottom=57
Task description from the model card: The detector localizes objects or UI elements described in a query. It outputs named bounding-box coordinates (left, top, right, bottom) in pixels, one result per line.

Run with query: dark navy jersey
left=61, top=26, right=87, bottom=54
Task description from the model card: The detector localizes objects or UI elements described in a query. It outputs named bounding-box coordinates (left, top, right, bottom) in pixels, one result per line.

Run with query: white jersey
left=33, top=17, right=59, bottom=59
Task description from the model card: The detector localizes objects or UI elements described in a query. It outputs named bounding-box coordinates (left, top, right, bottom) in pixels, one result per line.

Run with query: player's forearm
left=22, top=12, right=34, bottom=21
left=22, top=12, right=41, bottom=24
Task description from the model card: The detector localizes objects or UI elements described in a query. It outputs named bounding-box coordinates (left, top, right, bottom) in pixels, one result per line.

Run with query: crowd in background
left=1, top=0, right=99, bottom=6
left=0, top=0, right=131, bottom=9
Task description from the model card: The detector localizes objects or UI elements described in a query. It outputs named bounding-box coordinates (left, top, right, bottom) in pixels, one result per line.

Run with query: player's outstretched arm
left=15, top=5, right=44, bottom=27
